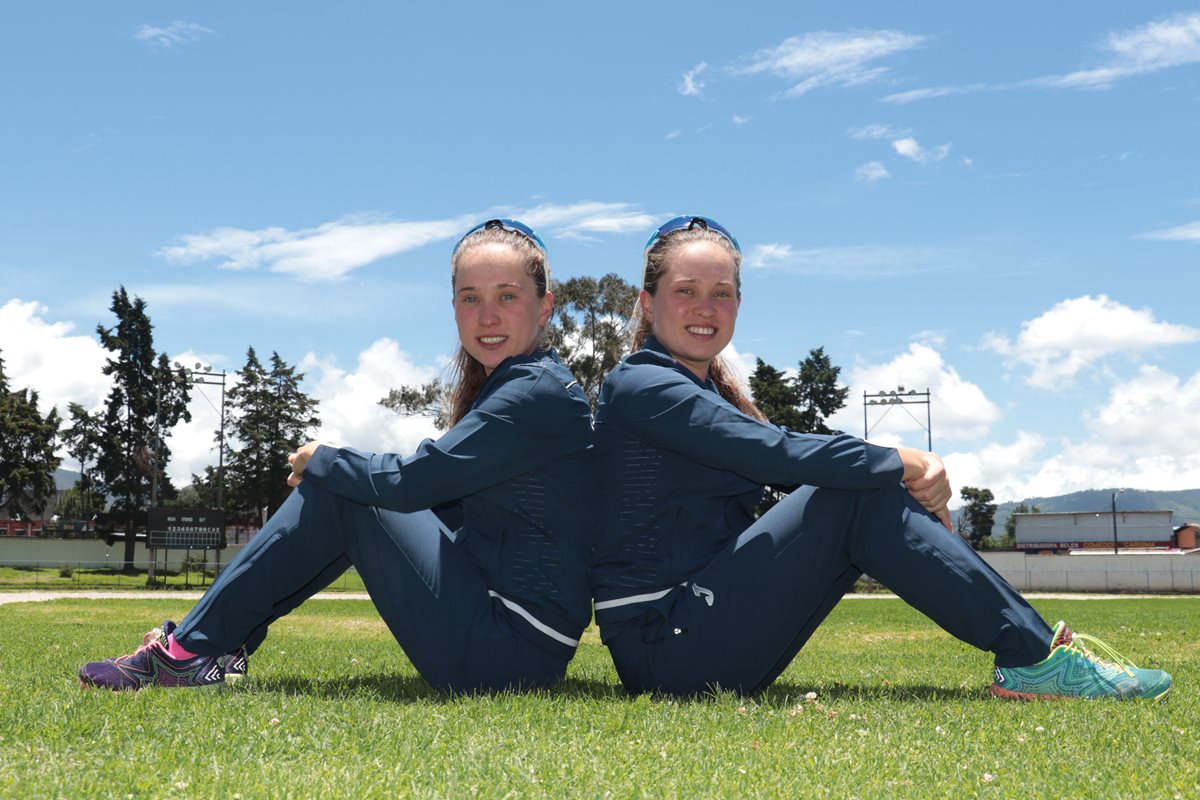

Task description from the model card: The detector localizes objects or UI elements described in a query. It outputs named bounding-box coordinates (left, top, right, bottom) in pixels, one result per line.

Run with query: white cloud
left=679, top=63, right=708, bottom=97
left=744, top=243, right=956, bottom=278
left=664, top=130, right=682, bottom=140
left=881, top=84, right=984, bottom=104
left=834, top=343, right=1001, bottom=444
left=1138, top=219, right=1200, bottom=242
left=1083, top=365, right=1200, bottom=457
left=943, top=432, right=1047, bottom=505
left=847, top=123, right=908, bottom=140
left=520, top=202, right=657, bottom=243
left=0, top=299, right=111, bottom=418
left=732, top=114, right=750, bottom=126
left=298, top=339, right=442, bottom=458
left=855, top=161, right=890, bottom=183
left=159, top=203, right=656, bottom=281
left=1029, top=12, right=1200, bottom=89
left=882, top=13, right=1200, bottom=103
left=892, top=136, right=951, bottom=163
left=729, top=29, right=926, bottom=97
left=981, top=295, right=1200, bottom=389
left=961, top=156, right=974, bottom=167
left=158, top=214, right=471, bottom=282
left=135, top=21, right=213, bottom=49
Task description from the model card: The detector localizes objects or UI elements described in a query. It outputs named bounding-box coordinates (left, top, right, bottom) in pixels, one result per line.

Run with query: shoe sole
left=79, top=676, right=226, bottom=692
left=990, top=682, right=1171, bottom=701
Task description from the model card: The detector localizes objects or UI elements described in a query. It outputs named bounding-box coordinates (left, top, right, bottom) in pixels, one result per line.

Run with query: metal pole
left=926, top=388, right=932, bottom=451
left=217, top=371, right=226, bottom=510
left=863, top=391, right=868, bottom=440
left=1112, top=491, right=1119, bottom=555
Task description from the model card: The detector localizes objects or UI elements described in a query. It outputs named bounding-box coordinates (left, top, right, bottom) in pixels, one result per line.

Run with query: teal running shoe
left=991, top=621, right=1172, bottom=701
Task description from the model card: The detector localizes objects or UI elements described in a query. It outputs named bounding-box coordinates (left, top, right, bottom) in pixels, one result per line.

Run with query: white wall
left=0, top=537, right=246, bottom=571
left=980, top=551, right=1200, bottom=593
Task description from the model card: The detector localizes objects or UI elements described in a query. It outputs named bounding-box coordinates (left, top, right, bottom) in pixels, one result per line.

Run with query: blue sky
left=2, top=3, right=1199, bottom=504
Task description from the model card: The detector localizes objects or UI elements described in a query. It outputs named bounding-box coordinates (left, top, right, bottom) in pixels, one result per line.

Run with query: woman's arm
left=605, top=365, right=904, bottom=491
left=288, top=365, right=591, bottom=512
left=896, top=447, right=953, bottom=531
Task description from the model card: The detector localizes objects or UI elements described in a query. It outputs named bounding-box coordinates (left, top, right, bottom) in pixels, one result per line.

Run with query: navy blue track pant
left=606, top=485, right=1053, bottom=696
left=172, top=481, right=566, bottom=693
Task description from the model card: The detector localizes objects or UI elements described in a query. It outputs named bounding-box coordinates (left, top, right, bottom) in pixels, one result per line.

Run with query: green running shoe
left=991, top=621, right=1172, bottom=701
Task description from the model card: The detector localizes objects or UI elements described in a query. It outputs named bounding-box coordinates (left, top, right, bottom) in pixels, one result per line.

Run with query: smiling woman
left=79, top=219, right=597, bottom=695
left=590, top=215, right=1173, bottom=702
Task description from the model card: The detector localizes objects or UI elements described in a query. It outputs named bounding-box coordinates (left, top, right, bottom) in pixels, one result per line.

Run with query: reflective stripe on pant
left=173, top=481, right=567, bottom=693
left=606, top=484, right=1053, bottom=696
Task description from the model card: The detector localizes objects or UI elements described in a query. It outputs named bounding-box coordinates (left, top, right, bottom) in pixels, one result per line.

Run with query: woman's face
left=453, top=243, right=553, bottom=375
left=642, top=240, right=740, bottom=381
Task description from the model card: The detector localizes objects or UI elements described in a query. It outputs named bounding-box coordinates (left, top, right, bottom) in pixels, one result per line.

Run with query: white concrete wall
left=979, top=551, right=1200, bottom=593
left=0, top=537, right=246, bottom=571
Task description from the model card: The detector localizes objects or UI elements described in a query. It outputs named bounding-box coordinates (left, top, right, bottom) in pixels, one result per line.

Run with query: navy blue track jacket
left=590, top=337, right=904, bottom=634
left=304, top=348, right=595, bottom=656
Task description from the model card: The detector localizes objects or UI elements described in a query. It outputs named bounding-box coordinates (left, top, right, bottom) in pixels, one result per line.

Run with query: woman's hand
left=897, top=447, right=953, bottom=532
left=287, top=441, right=322, bottom=488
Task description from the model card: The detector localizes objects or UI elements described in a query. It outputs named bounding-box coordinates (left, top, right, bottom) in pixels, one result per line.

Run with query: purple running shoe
left=222, top=645, right=248, bottom=683
left=78, top=620, right=224, bottom=691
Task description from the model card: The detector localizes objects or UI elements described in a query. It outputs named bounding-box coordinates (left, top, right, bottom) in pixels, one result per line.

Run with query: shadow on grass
left=243, top=671, right=985, bottom=705
left=244, top=672, right=628, bottom=703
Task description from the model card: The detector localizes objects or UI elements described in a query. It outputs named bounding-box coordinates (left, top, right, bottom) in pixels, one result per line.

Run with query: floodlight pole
left=863, top=387, right=932, bottom=450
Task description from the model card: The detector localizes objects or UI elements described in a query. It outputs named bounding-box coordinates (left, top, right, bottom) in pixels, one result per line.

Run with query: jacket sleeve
left=609, top=365, right=903, bottom=490
left=302, top=367, right=589, bottom=512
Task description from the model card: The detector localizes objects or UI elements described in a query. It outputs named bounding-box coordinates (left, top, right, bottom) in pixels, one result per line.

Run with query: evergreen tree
left=957, top=486, right=998, bottom=549
left=748, top=359, right=803, bottom=430
left=0, top=350, right=62, bottom=518
left=794, top=347, right=849, bottom=436
left=225, top=348, right=320, bottom=521
left=95, top=288, right=191, bottom=568
left=62, top=402, right=106, bottom=523
left=749, top=348, right=851, bottom=514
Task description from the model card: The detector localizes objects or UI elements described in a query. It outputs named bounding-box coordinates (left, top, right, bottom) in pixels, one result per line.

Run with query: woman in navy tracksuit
left=590, top=216, right=1170, bottom=700
left=80, top=219, right=595, bottom=693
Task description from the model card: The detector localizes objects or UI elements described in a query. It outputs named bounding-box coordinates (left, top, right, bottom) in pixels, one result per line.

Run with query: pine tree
left=62, top=402, right=105, bottom=524
left=749, top=359, right=803, bottom=430
left=225, top=348, right=320, bottom=522
left=794, top=347, right=849, bottom=436
left=0, top=350, right=62, bottom=518
left=749, top=348, right=851, bottom=514
left=94, top=288, right=191, bottom=568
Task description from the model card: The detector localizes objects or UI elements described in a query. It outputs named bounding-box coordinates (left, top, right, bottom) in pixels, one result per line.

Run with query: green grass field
left=2, top=597, right=1195, bottom=798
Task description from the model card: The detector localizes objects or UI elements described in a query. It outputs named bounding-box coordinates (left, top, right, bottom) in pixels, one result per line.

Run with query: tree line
left=1, top=287, right=319, bottom=569
left=3, top=278, right=1018, bottom=564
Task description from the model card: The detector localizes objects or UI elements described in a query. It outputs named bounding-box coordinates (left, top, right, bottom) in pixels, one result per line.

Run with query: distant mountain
left=990, top=489, right=1200, bottom=537
left=55, top=468, right=82, bottom=492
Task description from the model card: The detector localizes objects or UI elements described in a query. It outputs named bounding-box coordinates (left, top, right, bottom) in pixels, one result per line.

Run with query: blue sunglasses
left=643, top=215, right=741, bottom=254
left=455, top=218, right=547, bottom=254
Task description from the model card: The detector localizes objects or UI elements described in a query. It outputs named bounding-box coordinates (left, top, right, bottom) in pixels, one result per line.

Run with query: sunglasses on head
left=455, top=218, right=548, bottom=254
left=643, top=215, right=741, bottom=254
